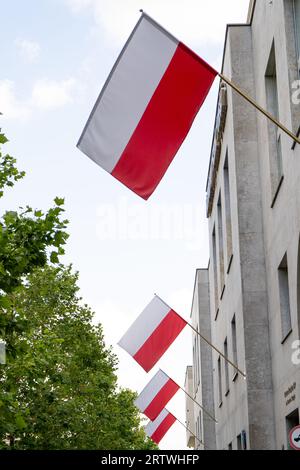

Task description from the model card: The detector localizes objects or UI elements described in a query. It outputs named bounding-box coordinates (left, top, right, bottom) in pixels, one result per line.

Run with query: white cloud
left=31, top=78, right=76, bottom=109
left=66, top=0, right=250, bottom=48
left=0, top=78, right=77, bottom=120
left=0, top=80, right=31, bottom=120
left=15, top=38, right=41, bottom=63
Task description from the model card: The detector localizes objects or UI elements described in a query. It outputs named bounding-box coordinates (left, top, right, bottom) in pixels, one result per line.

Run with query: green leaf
left=0, top=295, right=11, bottom=309
left=15, top=415, right=27, bottom=430
left=0, top=133, right=8, bottom=144
left=50, top=251, right=59, bottom=264
left=54, top=197, right=65, bottom=206
left=4, top=211, right=18, bottom=224
left=34, top=210, right=43, bottom=218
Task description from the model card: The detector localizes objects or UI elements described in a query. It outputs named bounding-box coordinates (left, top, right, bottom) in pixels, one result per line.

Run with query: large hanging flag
left=77, top=12, right=217, bottom=200
left=134, top=370, right=179, bottom=420
left=118, top=296, right=187, bottom=372
left=145, top=409, right=176, bottom=445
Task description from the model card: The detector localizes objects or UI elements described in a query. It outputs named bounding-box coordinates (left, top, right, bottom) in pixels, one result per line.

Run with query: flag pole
left=177, top=381, right=217, bottom=424
left=155, top=294, right=246, bottom=378
left=218, top=73, right=300, bottom=145
left=186, top=321, right=246, bottom=379
left=160, top=369, right=217, bottom=423
left=173, top=414, right=204, bottom=447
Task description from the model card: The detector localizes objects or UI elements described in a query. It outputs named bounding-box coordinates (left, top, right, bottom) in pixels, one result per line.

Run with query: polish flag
left=145, top=409, right=176, bottom=445
left=77, top=12, right=217, bottom=200
left=134, top=370, right=179, bottom=421
left=118, top=296, right=187, bottom=372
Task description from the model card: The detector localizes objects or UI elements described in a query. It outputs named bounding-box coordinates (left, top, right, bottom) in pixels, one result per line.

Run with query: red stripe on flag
left=111, top=43, right=217, bottom=200
left=144, top=378, right=179, bottom=421
left=133, top=310, right=187, bottom=372
left=151, top=413, right=177, bottom=444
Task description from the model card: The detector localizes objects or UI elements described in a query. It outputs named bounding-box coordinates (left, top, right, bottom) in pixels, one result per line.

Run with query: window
left=228, top=442, right=233, bottom=450
left=217, top=194, right=225, bottom=295
left=193, top=335, right=200, bottom=392
left=293, top=0, right=300, bottom=71
left=223, top=152, right=233, bottom=269
left=195, top=328, right=200, bottom=388
left=278, top=254, right=292, bottom=341
left=241, top=431, right=247, bottom=450
left=193, top=343, right=196, bottom=391
left=265, top=42, right=283, bottom=202
left=224, top=338, right=230, bottom=394
left=196, top=414, right=202, bottom=447
left=231, top=315, right=238, bottom=379
left=199, top=411, right=203, bottom=443
left=237, top=432, right=247, bottom=450
left=217, top=356, right=222, bottom=406
left=212, top=226, right=219, bottom=310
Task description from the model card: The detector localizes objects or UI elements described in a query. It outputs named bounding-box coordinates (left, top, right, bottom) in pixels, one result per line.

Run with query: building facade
left=187, top=0, right=300, bottom=450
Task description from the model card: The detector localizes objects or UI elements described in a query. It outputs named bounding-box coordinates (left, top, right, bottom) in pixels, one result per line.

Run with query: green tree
left=0, top=265, right=156, bottom=450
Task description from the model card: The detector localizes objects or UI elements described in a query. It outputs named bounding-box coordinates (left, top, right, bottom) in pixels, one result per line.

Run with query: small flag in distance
left=134, top=369, right=179, bottom=421
left=145, top=409, right=176, bottom=445
left=118, top=296, right=187, bottom=372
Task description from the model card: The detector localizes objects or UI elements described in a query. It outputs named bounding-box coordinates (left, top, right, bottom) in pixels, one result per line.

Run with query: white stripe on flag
left=145, top=409, right=169, bottom=437
left=134, top=370, right=169, bottom=412
left=78, top=16, right=178, bottom=173
left=118, top=297, right=170, bottom=356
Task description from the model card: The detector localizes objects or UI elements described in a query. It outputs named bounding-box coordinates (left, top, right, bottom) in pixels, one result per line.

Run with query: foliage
left=0, top=266, right=156, bottom=450
left=0, top=132, right=25, bottom=198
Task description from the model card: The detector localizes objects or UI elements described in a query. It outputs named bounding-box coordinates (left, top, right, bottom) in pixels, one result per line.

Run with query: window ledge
left=232, top=372, right=239, bottom=382
left=271, top=175, right=284, bottom=209
left=281, top=329, right=293, bottom=345
left=291, top=124, right=300, bottom=150
left=220, top=284, right=226, bottom=300
left=227, top=254, right=233, bottom=274
left=215, top=308, right=219, bottom=322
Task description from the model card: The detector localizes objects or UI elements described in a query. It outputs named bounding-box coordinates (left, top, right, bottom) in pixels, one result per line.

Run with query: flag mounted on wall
left=77, top=12, right=217, bottom=200
left=134, top=369, right=179, bottom=420
left=145, top=409, right=176, bottom=444
left=118, top=296, right=187, bottom=372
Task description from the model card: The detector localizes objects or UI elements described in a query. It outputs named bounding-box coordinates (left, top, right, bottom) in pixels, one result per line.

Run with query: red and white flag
left=77, top=12, right=217, bottom=200
left=134, top=370, right=179, bottom=420
left=145, top=409, right=176, bottom=444
left=118, top=296, right=187, bottom=372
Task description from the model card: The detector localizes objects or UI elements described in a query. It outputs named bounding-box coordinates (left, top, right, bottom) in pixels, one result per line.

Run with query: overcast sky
left=0, top=0, right=250, bottom=450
